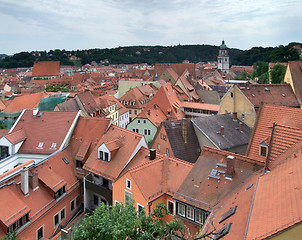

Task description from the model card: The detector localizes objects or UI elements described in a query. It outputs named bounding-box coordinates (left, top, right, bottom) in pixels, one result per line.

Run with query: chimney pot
left=220, top=126, right=224, bottom=136
left=239, top=122, right=243, bottom=132
left=150, top=149, right=156, bottom=160
left=232, top=112, right=237, bottom=121
left=226, top=155, right=235, bottom=178
left=29, top=172, right=39, bottom=190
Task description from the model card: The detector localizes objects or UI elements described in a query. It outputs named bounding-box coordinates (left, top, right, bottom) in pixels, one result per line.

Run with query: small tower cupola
left=218, top=40, right=230, bottom=74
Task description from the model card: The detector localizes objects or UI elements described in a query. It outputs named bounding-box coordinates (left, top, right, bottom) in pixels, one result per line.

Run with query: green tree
left=73, top=202, right=184, bottom=240
left=270, top=64, right=287, bottom=84
left=1, top=231, right=19, bottom=240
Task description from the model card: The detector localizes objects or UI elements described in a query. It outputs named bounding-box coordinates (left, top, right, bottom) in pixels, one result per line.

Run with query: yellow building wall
left=129, top=108, right=142, bottom=122
left=219, top=86, right=256, bottom=128
left=269, top=222, right=302, bottom=240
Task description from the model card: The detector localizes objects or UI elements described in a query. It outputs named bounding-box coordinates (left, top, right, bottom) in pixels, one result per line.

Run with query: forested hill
left=0, top=42, right=301, bottom=68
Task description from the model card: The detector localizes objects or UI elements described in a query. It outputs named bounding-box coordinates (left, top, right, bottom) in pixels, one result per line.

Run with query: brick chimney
left=182, top=119, right=188, bottom=144
left=29, top=172, right=39, bottom=190
left=21, top=167, right=29, bottom=195
left=226, top=155, right=235, bottom=178
left=232, top=112, right=237, bottom=121
left=150, top=149, right=156, bottom=160
left=220, top=126, right=224, bottom=136
left=239, top=122, right=243, bottom=132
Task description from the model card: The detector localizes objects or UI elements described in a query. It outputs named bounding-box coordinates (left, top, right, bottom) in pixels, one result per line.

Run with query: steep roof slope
left=246, top=104, right=302, bottom=163
left=287, top=61, right=302, bottom=103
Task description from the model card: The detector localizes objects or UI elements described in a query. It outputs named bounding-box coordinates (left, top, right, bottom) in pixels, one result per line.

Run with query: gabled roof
left=246, top=104, right=302, bottom=163
left=137, top=83, right=158, bottom=97
left=32, top=61, right=60, bottom=77
left=161, top=119, right=200, bottom=163
left=174, top=146, right=263, bottom=211
left=83, top=125, right=146, bottom=181
left=144, top=83, right=184, bottom=120
left=128, top=150, right=193, bottom=202
left=192, top=113, right=251, bottom=150
left=154, top=63, right=196, bottom=78
left=136, top=104, right=167, bottom=127
left=4, top=92, right=48, bottom=113
left=119, top=87, right=148, bottom=109
left=10, top=110, right=79, bottom=154
left=177, top=75, right=200, bottom=101
left=287, top=61, right=302, bottom=103
left=246, top=142, right=302, bottom=240
left=266, top=124, right=302, bottom=170
left=237, top=83, right=300, bottom=109
left=68, top=117, right=111, bottom=159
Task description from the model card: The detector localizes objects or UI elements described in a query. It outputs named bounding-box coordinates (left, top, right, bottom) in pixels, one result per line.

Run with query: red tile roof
left=32, top=61, right=60, bottom=77
left=287, top=61, right=302, bottom=103
left=83, top=125, right=146, bottom=181
left=10, top=110, right=79, bottom=154
left=246, top=104, right=302, bottom=163
left=246, top=142, right=302, bottom=239
left=5, top=128, right=27, bottom=144
left=137, top=104, right=167, bottom=127
left=4, top=92, right=49, bottom=113
left=128, top=150, right=193, bottom=202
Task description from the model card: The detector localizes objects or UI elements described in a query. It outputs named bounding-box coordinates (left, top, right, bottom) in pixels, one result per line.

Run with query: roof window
left=219, top=206, right=237, bottom=224
left=38, top=142, right=43, bottom=148
left=213, top=223, right=232, bottom=240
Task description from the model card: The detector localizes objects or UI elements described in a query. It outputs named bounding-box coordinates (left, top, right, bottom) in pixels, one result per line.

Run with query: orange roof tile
left=10, top=110, right=79, bottom=154
left=137, top=105, right=167, bottom=127
left=32, top=61, right=60, bottom=77
left=246, top=142, right=302, bottom=239
left=287, top=61, right=302, bottom=103
left=38, top=165, right=67, bottom=192
left=4, top=128, right=27, bottom=144
left=129, top=152, right=193, bottom=202
left=0, top=187, right=30, bottom=227
left=4, top=92, right=48, bottom=113
left=181, top=101, right=219, bottom=112
left=83, top=125, right=145, bottom=181
left=246, top=104, right=302, bottom=163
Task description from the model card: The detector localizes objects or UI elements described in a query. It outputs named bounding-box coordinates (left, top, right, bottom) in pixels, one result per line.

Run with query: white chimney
left=21, top=167, right=29, bottom=195
left=33, top=107, right=39, bottom=116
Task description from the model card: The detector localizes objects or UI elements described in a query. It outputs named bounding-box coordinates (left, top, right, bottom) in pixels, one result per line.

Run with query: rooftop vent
left=282, top=93, right=285, bottom=97
left=264, top=87, right=269, bottom=91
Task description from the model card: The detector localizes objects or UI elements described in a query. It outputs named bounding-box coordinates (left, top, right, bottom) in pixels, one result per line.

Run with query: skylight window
left=51, top=143, right=57, bottom=148
left=219, top=206, right=237, bottom=224
left=213, top=223, right=232, bottom=240
left=62, top=157, right=69, bottom=165
left=38, top=142, right=44, bottom=148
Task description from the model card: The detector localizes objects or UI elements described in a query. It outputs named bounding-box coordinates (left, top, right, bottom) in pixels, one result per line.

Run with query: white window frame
left=36, top=225, right=44, bottom=240
left=167, top=200, right=175, bottom=215
left=177, top=203, right=185, bottom=217
left=137, top=203, right=144, bottom=212
left=126, top=178, right=132, bottom=190
left=187, top=206, right=194, bottom=221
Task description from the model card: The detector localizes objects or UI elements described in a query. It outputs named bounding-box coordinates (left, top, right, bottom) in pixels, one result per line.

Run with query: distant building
left=218, top=40, right=229, bottom=74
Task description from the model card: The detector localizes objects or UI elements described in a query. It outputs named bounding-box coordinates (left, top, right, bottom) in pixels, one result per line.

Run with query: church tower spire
left=218, top=40, right=230, bottom=74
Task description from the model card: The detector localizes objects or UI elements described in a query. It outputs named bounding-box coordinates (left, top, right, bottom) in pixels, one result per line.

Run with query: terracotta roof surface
left=238, top=84, right=300, bottom=108
left=10, top=110, right=79, bottom=154
left=77, top=91, right=100, bottom=115
left=246, top=142, right=302, bottom=239
left=137, top=105, right=167, bottom=127
left=174, top=146, right=263, bottom=211
left=129, top=152, right=193, bottom=202
left=4, top=92, right=48, bottom=113
left=5, top=128, right=27, bottom=144
left=83, top=125, right=145, bottom=181
left=144, top=83, right=184, bottom=120
left=154, top=63, right=196, bottom=78
left=162, top=119, right=200, bottom=163
left=192, top=113, right=252, bottom=150
left=32, top=61, right=60, bottom=77
left=246, top=104, right=302, bottom=163
left=181, top=101, right=219, bottom=112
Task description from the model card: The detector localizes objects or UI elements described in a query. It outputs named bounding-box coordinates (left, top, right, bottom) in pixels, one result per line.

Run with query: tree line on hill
left=0, top=42, right=301, bottom=69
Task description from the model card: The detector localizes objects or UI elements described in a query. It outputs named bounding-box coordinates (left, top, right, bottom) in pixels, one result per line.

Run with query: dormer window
left=99, top=151, right=109, bottom=161
left=259, top=141, right=268, bottom=157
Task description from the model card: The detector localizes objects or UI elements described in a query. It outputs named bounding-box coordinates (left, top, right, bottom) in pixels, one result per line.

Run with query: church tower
left=218, top=40, right=229, bottom=74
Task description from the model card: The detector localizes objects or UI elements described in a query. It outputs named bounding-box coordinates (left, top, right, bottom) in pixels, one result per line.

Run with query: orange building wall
left=113, top=172, right=176, bottom=223
left=17, top=185, right=81, bottom=240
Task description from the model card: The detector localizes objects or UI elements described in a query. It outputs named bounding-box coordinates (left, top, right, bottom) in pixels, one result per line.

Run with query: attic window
left=99, top=151, right=109, bottom=161
left=219, top=206, right=237, bottom=224
left=282, top=93, right=285, bottom=97
left=38, top=142, right=43, bottom=148
left=251, top=94, right=255, bottom=97
left=51, top=143, right=57, bottom=148
left=213, top=223, right=232, bottom=240
left=260, top=146, right=268, bottom=157
left=62, top=157, right=69, bottom=165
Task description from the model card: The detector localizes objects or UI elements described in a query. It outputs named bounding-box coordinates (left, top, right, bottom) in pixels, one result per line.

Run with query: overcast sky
left=0, top=0, right=301, bottom=55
